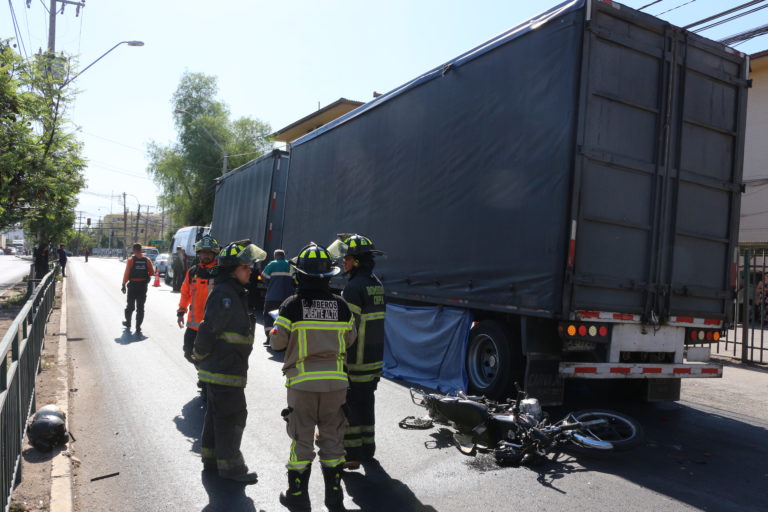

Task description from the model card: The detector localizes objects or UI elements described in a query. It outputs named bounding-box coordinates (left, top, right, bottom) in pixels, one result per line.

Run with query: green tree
left=147, top=72, right=272, bottom=226
left=0, top=40, right=85, bottom=243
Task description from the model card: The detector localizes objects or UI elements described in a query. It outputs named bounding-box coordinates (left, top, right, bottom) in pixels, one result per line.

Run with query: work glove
left=121, top=284, right=126, bottom=294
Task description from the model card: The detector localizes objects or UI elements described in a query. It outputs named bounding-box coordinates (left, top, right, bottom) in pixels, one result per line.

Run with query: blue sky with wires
left=3, top=0, right=767, bottom=225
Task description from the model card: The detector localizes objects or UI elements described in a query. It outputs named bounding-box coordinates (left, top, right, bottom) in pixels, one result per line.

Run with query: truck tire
left=466, top=320, right=521, bottom=399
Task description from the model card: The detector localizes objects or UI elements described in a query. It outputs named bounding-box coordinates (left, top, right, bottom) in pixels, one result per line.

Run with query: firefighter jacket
left=193, top=276, right=254, bottom=387
left=270, top=284, right=356, bottom=392
left=177, top=261, right=216, bottom=331
left=343, top=269, right=386, bottom=383
left=122, top=255, right=154, bottom=284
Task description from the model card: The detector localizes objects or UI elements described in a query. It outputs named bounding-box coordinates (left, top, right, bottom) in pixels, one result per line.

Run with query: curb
left=50, top=277, right=73, bottom=512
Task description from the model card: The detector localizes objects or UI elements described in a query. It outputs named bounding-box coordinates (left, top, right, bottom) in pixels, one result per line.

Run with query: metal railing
left=0, top=266, right=58, bottom=512
left=714, top=248, right=768, bottom=364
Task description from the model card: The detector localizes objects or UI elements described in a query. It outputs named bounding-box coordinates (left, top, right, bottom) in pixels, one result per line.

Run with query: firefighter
left=270, top=243, right=356, bottom=511
left=331, top=234, right=386, bottom=469
left=193, top=240, right=266, bottom=483
left=177, top=235, right=220, bottom=399
left=121, top=243, right=155, bottom=334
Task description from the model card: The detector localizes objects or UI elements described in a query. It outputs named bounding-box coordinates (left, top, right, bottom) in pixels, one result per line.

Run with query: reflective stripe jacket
left=177, top=261, right=216, bottom=331
left=193, top=277, right=254, bottom=387
left=343, top=270, right=386, bottom=383
left=270, top=288, right=356, bottom=392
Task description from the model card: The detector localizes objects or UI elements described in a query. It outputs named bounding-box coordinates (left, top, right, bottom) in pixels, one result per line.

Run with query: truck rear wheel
left=466, top=320, right=520, bottom=399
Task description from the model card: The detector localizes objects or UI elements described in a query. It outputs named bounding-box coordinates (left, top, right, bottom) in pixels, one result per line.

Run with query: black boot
left=322, top=464, right=345, bottom=511
left=279, top=467, right=311, bottom=510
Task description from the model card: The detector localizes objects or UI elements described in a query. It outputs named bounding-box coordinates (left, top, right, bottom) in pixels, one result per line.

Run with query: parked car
left=155, top=253, right=170, bottom=275
left=3, top=247, right=16, bottom=255
left=141, top=246, right=160, bottom=263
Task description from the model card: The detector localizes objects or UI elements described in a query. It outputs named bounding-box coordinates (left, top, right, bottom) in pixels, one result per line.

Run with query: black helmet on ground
left=27, top=404, right=69, bottom=452
left=290, top=243, right=341, bottom=277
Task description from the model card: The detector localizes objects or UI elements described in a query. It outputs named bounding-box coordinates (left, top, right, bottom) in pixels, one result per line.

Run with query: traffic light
left=86, top=218, right=91, bottom=226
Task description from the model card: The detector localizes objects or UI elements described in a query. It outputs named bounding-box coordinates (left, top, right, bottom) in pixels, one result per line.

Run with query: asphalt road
left=65, top=257, right=768, bottom=512
left=0, top=255, right=31, bottom=295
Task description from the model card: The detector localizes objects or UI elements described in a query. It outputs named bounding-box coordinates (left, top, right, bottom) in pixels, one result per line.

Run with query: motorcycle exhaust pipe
left=571, top=433, right=613, bottom=450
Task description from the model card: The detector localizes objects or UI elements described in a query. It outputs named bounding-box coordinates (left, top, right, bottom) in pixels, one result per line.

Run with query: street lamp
left=62, top=40, right=144, bottom=87
left=175, top=108, right=229, bottom=175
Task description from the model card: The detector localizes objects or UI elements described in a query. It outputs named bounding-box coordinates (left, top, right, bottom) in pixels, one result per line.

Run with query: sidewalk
left=9, top=278, right=73, bottom=512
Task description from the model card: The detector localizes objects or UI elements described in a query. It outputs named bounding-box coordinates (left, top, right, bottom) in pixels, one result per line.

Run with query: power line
left=7, top=0, right=29, bottom=58
left=82, top=131, right=144, bottom=152
left=683, top=0, right=766, bottom=30
left=721, top=23, right=768, bottom=45
left=638, top=0, right=666, bottom=11
left=656, top=0, right=698, bottom=16
left=693, top=3, right=768, bottom=33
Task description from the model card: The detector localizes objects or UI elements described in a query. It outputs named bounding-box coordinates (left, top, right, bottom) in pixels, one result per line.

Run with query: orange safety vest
left=177, top=261, right=216, bottom=330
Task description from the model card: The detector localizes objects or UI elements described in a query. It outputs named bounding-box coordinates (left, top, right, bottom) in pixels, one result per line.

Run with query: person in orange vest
left=121, top=243, right=155, bottom=334
left=177, top=235, right=220, bottom=399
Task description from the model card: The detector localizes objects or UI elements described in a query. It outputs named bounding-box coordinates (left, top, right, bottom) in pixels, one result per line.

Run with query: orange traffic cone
left=153, top=268, right=161, bottom=287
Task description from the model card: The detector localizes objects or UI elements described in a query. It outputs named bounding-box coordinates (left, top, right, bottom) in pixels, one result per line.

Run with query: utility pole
left=145, top=205, right=150, bottom=243
left=77, top=211, right=83, bottom=253
left=134, top=204, right=141, bottom=243
left=123, top=192, right=128, bottom=257
left=47, top=0, right=86, bottom=53
left=160, top=207, right=165, bottom=245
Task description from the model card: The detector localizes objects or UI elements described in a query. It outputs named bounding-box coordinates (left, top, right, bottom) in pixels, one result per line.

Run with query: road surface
left=65, top=257, right=768, bottom=512
left=0, top=256, right=31, bottom=297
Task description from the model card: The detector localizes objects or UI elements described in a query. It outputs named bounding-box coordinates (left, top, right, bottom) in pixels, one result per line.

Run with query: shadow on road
left=200, top=470, right=261, bottom=512
left=173, top=396, right=206, bottom=455
left=113, top=329, right=145, bottom=345
left=343, top=460, right=437, bottom=512
left=569, top=400, right=768, bottom=512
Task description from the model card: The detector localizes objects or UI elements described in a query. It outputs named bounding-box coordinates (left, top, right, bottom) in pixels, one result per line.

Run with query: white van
left=166, top=226, right=209, bottom=285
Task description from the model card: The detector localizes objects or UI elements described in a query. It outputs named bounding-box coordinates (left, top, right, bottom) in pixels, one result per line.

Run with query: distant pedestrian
left=121, top=243, right=154, bottom=334
left=260, top=249, right=294, bottom=341
left=193, top=240, right=266, bottom=483
left=57, top=244, right=68, bottom=277
left=33, top=244, right=49, bottom=279
left=84, top=247, right=89, bottom=263
left=172, top=245, right=187, bottom=292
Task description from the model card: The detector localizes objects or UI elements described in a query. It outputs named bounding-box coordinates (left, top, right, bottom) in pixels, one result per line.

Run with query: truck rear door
left=566, top=0, right=748, bottom=324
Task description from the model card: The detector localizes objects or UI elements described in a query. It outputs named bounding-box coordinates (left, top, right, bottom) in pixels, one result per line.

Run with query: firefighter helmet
left=217, top=240, right=267, bottom=267
left=194, top=235, right=220, bottom=254
left=291, top=243, right=341, bottom=277
left=27, top=405, right=68, bottom=452
left=328, top=234, right=384, bottom=259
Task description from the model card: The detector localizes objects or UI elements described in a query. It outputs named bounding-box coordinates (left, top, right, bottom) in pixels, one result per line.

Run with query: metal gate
left=711, top=248, right=768, bottom=364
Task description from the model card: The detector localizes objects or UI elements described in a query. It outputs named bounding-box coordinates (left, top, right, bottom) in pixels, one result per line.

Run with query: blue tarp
left=383, top=304, right=472, bottom=394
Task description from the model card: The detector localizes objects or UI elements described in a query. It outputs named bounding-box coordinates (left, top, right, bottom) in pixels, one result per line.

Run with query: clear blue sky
left=3, top=0, right=767, bottom=226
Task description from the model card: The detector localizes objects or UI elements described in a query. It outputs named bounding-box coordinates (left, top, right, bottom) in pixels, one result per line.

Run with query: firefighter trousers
left=285, top=388, right=347, bottom=472
left=201, top=384, right=250, bottom=477
left=344, top=379, right=378, bottom=461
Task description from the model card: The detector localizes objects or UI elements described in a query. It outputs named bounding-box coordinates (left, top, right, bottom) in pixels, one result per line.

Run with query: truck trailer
left=215, top=0, right=750, bottom=404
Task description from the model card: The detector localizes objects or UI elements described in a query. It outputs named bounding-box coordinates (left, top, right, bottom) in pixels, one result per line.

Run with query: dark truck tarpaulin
left=278, top=0, right=747, bottom=324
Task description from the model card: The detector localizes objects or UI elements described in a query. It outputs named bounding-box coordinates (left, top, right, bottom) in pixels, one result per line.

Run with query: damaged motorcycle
left=400, top=385, right=643, bottom=466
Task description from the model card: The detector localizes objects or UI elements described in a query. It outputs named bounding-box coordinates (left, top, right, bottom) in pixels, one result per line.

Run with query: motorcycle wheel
left=569, top=409, right=644, bottom=452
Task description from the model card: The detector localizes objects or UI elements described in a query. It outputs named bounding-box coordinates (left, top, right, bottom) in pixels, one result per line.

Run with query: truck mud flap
left=525, top=357, right=564, bottom=406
